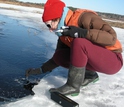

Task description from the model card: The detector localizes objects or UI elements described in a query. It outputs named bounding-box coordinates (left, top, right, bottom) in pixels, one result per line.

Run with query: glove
left=61, top=26, right=88, bottom=38
left=25, top=67, right=43, bottom=77
left=25, top=59, right=58, bottom=77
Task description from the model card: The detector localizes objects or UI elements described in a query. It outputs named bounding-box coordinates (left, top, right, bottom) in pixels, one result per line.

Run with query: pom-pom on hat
left=42, top=0, right=65, bottom=22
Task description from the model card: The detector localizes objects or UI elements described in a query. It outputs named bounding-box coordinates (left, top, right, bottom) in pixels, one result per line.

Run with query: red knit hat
left=42, top=0, right=65, bottom=22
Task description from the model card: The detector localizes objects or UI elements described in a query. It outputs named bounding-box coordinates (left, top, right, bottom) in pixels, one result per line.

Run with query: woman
left=26, top=0, right=123, bottom=96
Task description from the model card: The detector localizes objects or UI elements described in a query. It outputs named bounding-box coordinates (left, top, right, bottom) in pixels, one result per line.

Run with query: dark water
left=0, top=15, right=50, bottom=103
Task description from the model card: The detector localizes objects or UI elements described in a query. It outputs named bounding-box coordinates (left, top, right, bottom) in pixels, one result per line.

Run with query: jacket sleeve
left=78, top=12, right=117, bottom=46
left=41, top=58, right=59, bottom=72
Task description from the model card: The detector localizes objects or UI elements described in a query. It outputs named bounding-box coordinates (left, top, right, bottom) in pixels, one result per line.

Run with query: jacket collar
left=65, top=9, right=73, bottom=25
left=55, top=7, right=69, bottom=36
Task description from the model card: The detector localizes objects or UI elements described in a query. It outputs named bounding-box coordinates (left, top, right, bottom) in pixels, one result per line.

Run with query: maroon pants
left=53, top=38, right=123, bottom=74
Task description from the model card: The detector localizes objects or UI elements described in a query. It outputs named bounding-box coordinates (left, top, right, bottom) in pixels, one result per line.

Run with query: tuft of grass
left=0, top=0, right=44, bottom=9
left=105, top=21, right=124, bottom=29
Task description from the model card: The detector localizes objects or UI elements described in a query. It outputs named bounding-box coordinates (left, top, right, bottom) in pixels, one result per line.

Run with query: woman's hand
left=61, top=26, right=88, bottom=38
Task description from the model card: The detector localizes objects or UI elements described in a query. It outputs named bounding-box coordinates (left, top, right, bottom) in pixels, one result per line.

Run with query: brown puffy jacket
left=60, top=9, right=122, bottom=53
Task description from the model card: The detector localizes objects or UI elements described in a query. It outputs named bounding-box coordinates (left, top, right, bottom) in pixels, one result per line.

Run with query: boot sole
left=64, top=93, right=79, bottom=97
left=82, top=77, right=99, bottom=87
left=71, top=93, right=79, bottom=96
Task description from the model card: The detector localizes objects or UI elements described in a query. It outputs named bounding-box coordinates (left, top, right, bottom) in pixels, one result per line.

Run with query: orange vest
left=105, top=39, right=122, bottom=51
left=60, top=9, right=122, bottom=51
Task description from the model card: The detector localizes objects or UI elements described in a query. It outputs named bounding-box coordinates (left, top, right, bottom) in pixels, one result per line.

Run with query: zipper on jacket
left=65, top=36, right=70, bottom=42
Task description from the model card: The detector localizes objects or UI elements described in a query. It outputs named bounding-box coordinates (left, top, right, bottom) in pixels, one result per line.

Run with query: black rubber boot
left=49, top=65, right=85, bottom=96
left=81, top=70, right=99, bottom=86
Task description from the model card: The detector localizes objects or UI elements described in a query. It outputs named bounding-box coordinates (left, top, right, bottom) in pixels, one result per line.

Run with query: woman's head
left=42, top=0, right=65, bottom=30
